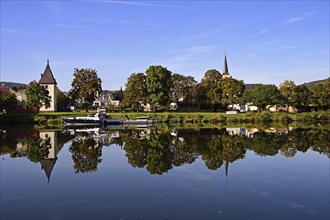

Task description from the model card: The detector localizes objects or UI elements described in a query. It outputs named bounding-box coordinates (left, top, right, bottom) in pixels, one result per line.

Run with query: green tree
left=200, top=69, right=222, bottom=112
left=279, top=80, right=296, bottom=106
left=292, top=85, right=311, bottom=108
left=248, top=84, right=283, bottom=112
left=23, top=81, right=51, bottom=110
left=56, top=88, right=71, bottom=111
left=145, top=65, right=172, bottom=111
left=69, top=68, right=102, bottom=112
left=0, top=90, right=17, bottom=112
left=122, top=73, right=147, bottom=111
left=113, top=87, right=124, bottom=101
left=311, top=78, right=330, bottom=109
left=170, top=74, right=198, bottom=104
left=221, top=77, right=245, bottom=108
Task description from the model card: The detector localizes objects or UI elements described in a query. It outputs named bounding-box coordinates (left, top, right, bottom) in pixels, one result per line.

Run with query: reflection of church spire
left=225, top=161, right=229, bottom=177
left=40, top=158, right=57, bottom=183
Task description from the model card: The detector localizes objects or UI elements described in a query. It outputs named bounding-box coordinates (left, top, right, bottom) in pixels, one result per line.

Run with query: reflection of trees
left=199, top=136, right=224, bottom=170
left=122, top=130, right=148, bottom=168
left=69, top=137, right=102, bottom=173
left=221, top=135, right=246, bottom=163
left=146, top=134, right=173, bottom=175
left=244, top=132, right=283, bottom=156
left=23, top=137, right=51, bottom=163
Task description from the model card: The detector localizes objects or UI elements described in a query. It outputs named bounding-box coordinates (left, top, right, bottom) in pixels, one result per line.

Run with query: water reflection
left=1, top=125, right=329, bottom=182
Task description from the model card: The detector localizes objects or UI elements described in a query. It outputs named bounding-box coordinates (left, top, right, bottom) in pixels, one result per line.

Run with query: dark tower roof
left=40, top=158, right=57, bottom=183
left=223, top=55, right=229, bottom=75
left=39, top=60, right=57, bottom=85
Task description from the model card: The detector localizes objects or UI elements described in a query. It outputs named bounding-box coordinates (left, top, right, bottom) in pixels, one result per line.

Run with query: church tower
left=39, top=60, right=57, bottom=112
left=222, top=55, right=231, bottom=79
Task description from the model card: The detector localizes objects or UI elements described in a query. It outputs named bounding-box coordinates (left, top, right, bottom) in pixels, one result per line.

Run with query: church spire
left=223, top=54, right=229, bottom=74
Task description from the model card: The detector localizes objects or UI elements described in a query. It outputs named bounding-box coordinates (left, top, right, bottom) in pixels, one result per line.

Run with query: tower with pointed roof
left=39, top=60, right=57, bottom=111
left=222, top=54, right=231, bottom=79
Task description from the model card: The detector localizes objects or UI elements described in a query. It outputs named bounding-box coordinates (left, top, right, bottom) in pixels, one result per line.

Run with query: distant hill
left=0, top=81, right=28, bottom=90
left=302, top=78, right=329, bottom=89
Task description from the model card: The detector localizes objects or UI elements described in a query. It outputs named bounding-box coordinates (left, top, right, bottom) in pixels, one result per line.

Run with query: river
left=1, top=125, right=329, bottom=219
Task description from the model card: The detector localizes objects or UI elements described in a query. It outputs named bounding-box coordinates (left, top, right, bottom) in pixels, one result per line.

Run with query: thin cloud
left=284, top=17, right=304, bottom=24
left=53, top=23, right=91, bottom=29
left=180, top=28, right=222, bottom=41
left=43, top=1, right=63, bottom=17
left=167, top=45, right=215, bottom=63
left=83, top=0, right=178, bottom=8
left=282, top=11, right=315, bottom=25
left=82, top=18, right=158, bottom=27
left=252, top=11, right=316, bottom=36
left=258, top=29, right=269, bottom=34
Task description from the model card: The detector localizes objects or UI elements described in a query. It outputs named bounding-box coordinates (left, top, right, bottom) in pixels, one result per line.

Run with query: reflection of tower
left=225, top=161, right=229, bottom=177
left=39, top=131, right=58, bottom=183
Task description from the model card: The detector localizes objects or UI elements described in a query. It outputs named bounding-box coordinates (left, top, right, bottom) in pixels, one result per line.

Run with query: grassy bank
left=1, top=111, right=329, bottom=128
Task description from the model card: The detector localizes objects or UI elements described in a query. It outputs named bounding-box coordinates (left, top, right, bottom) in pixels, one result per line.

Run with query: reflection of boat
left=63, top=110, right=122, bottom=126
left=123, top=116, right=156, bottom=126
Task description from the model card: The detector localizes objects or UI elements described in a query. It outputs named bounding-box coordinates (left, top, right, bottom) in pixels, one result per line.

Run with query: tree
left=122, top=73, right=147, bottom=111
left=292, top=85, right=311, bottom=108
left=200, top=69, right=222, bottom=111
left=145, top=65, right=172, bottom=111
left=279, top=80, right=296, bottom=106
left=69, top=68, right=102, bottom=112
left=311, top=78, right=330, bottom=109
left=221, top=77, right=245, bottom=108
left=248, top=84, right=283, bottom=112
left=56, top=88, right=71, bottom=111
left=23, top=81, right=51, bottom=110
left=113, top=87, right=124, bottom=101
left=170, top=74, right=198, bottom=104
left=0, top=90, right=17, bottom=112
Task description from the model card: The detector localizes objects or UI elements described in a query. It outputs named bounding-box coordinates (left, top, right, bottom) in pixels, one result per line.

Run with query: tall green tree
left=23, top=81, right=51, bottom=110
left=0, top=90, right=17, bottom=112
left=247, top=84, right=283, bottom=112
left=122, top=73, right=147, bottom=111
left=145, top=65, right=172, bottom=111
left=292, top=85, right=311, bottom=108
left=279, top=80, right=296, bottom=106
left=170, top=74, right=198, bottom=104
left=311, top=78, right=330, bottom=109
left=200, top=69, right=222, bottom=112
left=221, top=77, right=245, bottom=108
left=69, top=68, right=102, bottom=112
left=56, top=88, right=71, bottom=111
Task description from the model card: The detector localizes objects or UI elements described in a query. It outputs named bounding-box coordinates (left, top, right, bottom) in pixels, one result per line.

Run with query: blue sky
left=1, top=1, right=329, bottom=92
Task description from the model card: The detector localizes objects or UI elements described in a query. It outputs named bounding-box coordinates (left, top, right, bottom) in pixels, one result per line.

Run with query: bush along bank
left=0, top=111, right=329, bottom=127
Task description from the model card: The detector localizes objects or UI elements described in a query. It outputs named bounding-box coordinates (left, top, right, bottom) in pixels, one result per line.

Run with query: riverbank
left=1, top=111, right=329, bottom=128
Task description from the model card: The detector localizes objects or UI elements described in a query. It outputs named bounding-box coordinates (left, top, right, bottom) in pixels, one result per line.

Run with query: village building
left=39, top=60, right=57, bottom=112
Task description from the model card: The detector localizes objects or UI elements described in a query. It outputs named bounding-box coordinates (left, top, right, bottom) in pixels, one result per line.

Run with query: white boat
left=123, top=116, right=156, bottom=126
left=63, top=109, right=122, bottom=126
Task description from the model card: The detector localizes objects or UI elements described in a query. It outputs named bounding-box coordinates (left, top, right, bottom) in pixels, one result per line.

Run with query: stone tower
left=39, top=60, right=57, bottom=112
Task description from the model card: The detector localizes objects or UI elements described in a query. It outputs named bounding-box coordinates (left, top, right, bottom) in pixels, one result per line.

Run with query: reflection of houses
left=66, top=127, right=120, bottom=146
left=226, top=127, right=257, bottom=137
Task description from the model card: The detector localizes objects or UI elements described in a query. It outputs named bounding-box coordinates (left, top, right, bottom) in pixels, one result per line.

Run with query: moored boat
left=123, top=116, right=156, bottom=126
left=63, top=109, right=122, bottom=126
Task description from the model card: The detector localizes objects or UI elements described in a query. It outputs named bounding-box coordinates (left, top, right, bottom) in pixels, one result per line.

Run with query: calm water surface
left=1, top=125, right=329, bottom=220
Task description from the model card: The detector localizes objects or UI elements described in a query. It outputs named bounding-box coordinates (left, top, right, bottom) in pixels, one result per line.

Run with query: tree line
left=0, top=66, right=329, bottom=112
